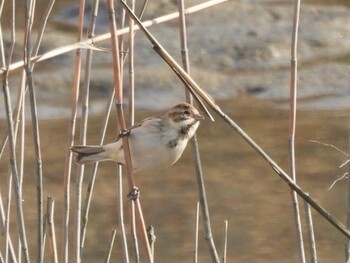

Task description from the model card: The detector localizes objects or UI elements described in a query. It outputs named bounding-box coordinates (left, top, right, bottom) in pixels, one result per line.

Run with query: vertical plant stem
left=222, top=220, right=228, bottom=263
left=147, top=226, right=156, bottom=263
left=81, top=90, right=115, bottom=247
left=178, top=1, right=219, bottom=262
left=80, top=1, right=148, bottom=251
left=32, top=0, right=56, bottom=56
left=73, top=0, right=87, bottom=262
left=62, top=0, right=85, bottom=262
left=104, top=229, right=117, bottom=263
left=5, top=176, right=14, bottom=263
left=106, top=2, right=131, bottom=262
left=76, top=0, right=100, bottom=259
left=46, top=197, right=58, bottom=263
left=0, top=191, right=17, bottom=263
left=117, top=166, right=130, bottom=263
left=2, top=0, right=30, bottom=262
left=106, top=0, right=152, bottom=262
left=130, top=202, right=140, bottom=263
left=288, top=0, right=306, bottom=262
left=78, top=0, right=99, bottom=250
left=23, top=0, right=45, bottom=261
left=128, top=1, right=138, bottom=261
left=304, top=202, right=317, bottom=263
left=128, top=0, right=135, bottom=127
left=193, top=202, right=199, bottom=263
left=346, top=133, right=350, bottom=262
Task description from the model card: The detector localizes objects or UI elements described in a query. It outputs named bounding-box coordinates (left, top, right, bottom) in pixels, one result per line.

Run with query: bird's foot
left=127, top=186, right=140, bottom=201
left=118, top=128, right=131, bottom=139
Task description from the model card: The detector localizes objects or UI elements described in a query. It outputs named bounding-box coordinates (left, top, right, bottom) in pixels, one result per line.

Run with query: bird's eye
left=183, top=110, right=190, bottom=115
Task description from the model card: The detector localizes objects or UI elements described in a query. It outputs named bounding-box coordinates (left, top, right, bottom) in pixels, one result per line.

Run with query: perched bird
left=71, top=102, right=204, bottom=172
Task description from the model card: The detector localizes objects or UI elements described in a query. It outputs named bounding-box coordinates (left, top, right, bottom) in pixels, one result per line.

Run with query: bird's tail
left=71, top=145, right=109, bottom=164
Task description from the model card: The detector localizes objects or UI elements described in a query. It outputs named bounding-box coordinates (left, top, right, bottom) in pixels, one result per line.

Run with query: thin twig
left=104, top=229, right=117, bottom=263
left=304, top=202, right=318, bottom=263
left=177, top=1, right=219, bottom=262
left=222, top=220, right=228, bottom=263
left=147, top=226, right=156, bottom=262
left=128, top=1, right=139, bottom=262
left=1, top=189, right=17, bottom=263
left=46, top=197, right=58, bottom=263
left=5, top=175, right=12, bottom=263
left=80, top=90, right=115, bottom=247
left=117, top=166, right=130, bottom=263
left=288, top=0, right=306, bottom=261
left=32, top=0, right=56, bottom=56
left=328, top=172, right=349, bottom=191
left=2, top=0, right=30, bottom=261
left=128, top=0, right=135, bottom=127
left=79, top=0, right=100, bottom=250
left=62, top=0, right=85, bottom=261
left=130, top=202, right=140, bottom=263
left=340, top=159, right=350, bottom=169
left=73, top=0, right=87, bottom=262
left=310, top=140, right=349, bottom=157
left=193, top=202, right=199, bottom=263
left=346, top=133, right=350, bottom=262
left=24, top=0, right=45, bottom=261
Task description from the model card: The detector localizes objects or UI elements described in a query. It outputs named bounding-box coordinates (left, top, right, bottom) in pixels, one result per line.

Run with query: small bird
left=71, top=102, right=204, bottom=172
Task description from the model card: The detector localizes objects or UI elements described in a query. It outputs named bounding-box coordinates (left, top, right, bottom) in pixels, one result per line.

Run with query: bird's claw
left=127, top=187, right=140, bottom=201
left=118, top=129, right=131, bottom=139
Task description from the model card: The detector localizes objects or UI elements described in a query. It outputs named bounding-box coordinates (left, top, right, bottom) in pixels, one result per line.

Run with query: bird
left=71, top=102, right=204, bottom=172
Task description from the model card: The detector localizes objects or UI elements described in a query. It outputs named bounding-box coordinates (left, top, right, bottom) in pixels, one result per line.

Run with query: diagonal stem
left=119, top=0, right=350, bottom=239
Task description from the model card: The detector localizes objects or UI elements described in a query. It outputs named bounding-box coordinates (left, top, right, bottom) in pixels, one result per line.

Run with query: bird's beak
left=194, top=113, right=205, bottom=121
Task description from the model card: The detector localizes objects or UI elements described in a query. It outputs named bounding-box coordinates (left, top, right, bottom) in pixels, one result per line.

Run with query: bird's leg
left=127, top=186, right=140, bottom=201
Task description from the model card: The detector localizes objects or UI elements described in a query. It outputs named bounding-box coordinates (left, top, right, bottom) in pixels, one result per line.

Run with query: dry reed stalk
left=0, top=0, right=228, bottom=79
left=127, top=1, right=139, bottom=262
left=117, top=166, right=130, bottom=263
left=1, top=1, right=30, bottom=262
left=193, top=202, right=199, bottom=263
left=304, top=202, right=317, bottom=263
left=1, top=188, right=17, bottom=263
left=104, top=229, right=117, bottom=263
left=128, top=0, right=135, bottom=127
left=5, top=175, right=13, bottom=263
left=120, top=0, right=350, bottom=239
left=80, top=91, right=115, bottom=247
left=107, top=1, right=152, bottom=262
left=222, top=220, right=228, bottom=263
left=72, top=0, right=87, bottom=261
left=146, top=226, right=155, bottom=262
left=177, top=1, right=219, bottom=262
left=46, top=197, right=58, bottom=263
left=75, top=0, right=100, bottom=260
left=0, top=2, right=54, bottom=259
left=61, top=0, right=85, bottom=262
left=130, top=202, right=140, bottom=263
left=78, top=0, right=100, bottom=250
left=107, top=1, right=131, bottom=262
left=23, top=0, right=45, bottom=261
left=288, top=0, right=306, bottom=262
left=347, top=134, right=350, bottom=262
